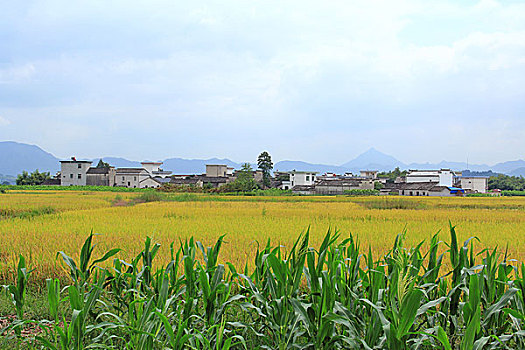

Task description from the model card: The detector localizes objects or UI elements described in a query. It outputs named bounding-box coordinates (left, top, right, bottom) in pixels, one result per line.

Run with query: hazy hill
left=99, top=157, right=142, bottom=168
left=0, top=174, right=16, bottom=184
left=341, top=148, right=406, bottom=172
left=1, top=141, right=525, bottom=177
left=407, top=161, right=490, bottom=172
left=274, top=161, right=350, bottom=174
left=492, top=160, right=525, bottom=174
left=510, top=167, right=525, bottom=177
left=162, top=158, right=241, bottom=174
left=0, top=141, right=59, bottom=176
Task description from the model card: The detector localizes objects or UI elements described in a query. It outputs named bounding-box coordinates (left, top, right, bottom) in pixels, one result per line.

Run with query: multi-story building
left=406, top=169, right=455, bottom=187
left=141, top=162, right=172, bottom=178
left=281, top=170, right=317, bottom=190
left=60, top=159, right=92, bottom=186
left=115, top=168, right=150, bottom=188
left=360, top=170, right=378, bottom=179
left=460, top=176, right=488, bottom=194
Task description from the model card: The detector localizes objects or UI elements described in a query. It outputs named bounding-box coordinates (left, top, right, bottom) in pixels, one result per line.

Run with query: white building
left=360, top=170, right=378, bottom=179
left=406, top=169, right=455, bottom=187
left=281, top=170, right=318, bottom=190
left=460, top=176, right=488, bottom=194
left=115, top=168, right=150, bottom=188
left=60, top=160, right=92, bottom=186
left=139, top=177, right=163, bottom=188
left=141, top=162, right=172, bottom=178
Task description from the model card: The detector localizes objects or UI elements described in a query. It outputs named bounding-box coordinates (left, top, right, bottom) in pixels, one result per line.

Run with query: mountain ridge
left=0, top=142, right=524, bottom=176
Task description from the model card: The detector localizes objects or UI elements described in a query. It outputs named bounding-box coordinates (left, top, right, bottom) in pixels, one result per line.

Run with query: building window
left=78, top=164, right=82, bottom=169
left=134, top=176, right=137, bottom=181
left=70, top=174, right=73, bottom=179
left=306, top=176, right=310, bottom=181
left=78, top=174, right=82, bottom=179
left=122, top=176, right=125, bottom=181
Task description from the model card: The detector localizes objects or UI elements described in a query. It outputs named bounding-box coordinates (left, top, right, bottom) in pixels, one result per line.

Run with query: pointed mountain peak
left=341, top=147, right=405, bottom=171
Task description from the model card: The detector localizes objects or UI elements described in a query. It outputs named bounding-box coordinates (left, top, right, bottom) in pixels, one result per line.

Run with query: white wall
left=140, top=177, right=161, bottom=188
left=438, top=170, right=453, bottom=187
left=116, top=172, right=149, bottom=188
left=406, top=170, right=453, bottom=187
left=290, top=172, right=316, bottom=187
left=460, top=177, right=487, bottom=193
left=61, top=162, right=91, bottom=186
left=141, top=163, right=161, bottom=174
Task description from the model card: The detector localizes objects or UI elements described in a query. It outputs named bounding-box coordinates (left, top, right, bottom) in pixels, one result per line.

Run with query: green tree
left=234, top=163, right=257, bottom=192
left=488, top=174, right=525, bottom=191
left=96, top=159, right=110, bottom=169
left=378, top=167, right=407, bottom=182
left=257, top=151, right=273, bottom=188
left=16, top=170, right=51, bottom=185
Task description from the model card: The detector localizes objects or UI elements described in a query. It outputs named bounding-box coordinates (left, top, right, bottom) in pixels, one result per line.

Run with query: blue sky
left=0, top=0, right=524, bottom=165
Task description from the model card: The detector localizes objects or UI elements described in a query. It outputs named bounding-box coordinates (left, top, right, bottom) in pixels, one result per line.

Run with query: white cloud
left=0, top=0, right=524, bottom=164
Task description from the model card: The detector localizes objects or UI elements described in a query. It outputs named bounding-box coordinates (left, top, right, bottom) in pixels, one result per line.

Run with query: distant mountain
left=0, top=173, right=16, bottom=184
left=274, top=161, right=350, bottom=174
left=162, top=158, right=241, bottom=174
left=341, top=148, right=405, bottom=172
left=0, top=141, right=59, bottom=176
left=98, top=157, right=142, bottom=168
left=1, top=141, right=524, bottom=178
left=492, top=160, right=525, bottom=174
left=461, top=170, right=501, bottom=177
left=510, top=167, right=525, bottom=177
left=407, top=161, right=490, bottom=172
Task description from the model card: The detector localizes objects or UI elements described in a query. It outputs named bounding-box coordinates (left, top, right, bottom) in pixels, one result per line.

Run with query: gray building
left=397, top=182, right=465, bottom=197
left=313, top=179, right=374, bottom=195
left=86, top=167, right=116, bottom=187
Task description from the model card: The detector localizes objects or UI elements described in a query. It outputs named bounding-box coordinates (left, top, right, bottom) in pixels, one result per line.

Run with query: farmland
left=0, top=190, right=524, bottom=283
left=0, top=190, right=525, bottom=348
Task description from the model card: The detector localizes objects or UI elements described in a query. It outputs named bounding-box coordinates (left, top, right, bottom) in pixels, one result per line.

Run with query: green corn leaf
left=436, top=326, right=452, bottom=350
left=397, top=289, right=423, bottom=339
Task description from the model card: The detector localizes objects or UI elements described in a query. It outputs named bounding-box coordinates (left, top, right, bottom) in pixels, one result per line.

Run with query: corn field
left=2, top=225, right=525, bottom=349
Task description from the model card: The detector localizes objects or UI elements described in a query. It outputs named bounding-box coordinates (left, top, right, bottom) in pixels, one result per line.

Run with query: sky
left=0, top=0, right=524, bottom=165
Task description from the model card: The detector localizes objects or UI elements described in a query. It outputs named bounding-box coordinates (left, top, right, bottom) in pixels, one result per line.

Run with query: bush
left=502, top=190, right=525, bottom=196
left=343, top=189, right=379, bottom=196
left=0, top=185, right=154, bottom=192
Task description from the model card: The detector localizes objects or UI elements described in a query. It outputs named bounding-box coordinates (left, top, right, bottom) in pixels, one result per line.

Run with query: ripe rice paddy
left=0, top=190, right=524, bottom=283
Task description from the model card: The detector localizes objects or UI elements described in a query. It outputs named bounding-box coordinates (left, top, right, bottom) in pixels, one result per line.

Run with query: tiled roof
left=116, top=168, right=147, bottom=174
left=398, top=182, right=440, bottom=191
left=87, top=167, right=112, bottom=174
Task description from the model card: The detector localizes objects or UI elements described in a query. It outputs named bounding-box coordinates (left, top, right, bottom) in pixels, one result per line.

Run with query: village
left=44, top=158, right=491, bottom=197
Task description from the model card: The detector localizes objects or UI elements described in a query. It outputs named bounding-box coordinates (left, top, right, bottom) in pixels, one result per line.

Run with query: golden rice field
left=0, top=190, right=524, bottom=283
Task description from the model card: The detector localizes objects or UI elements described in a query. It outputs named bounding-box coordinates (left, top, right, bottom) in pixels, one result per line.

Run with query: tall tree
left=96, top=159, right=110, bottom=169
left=257, top=151, right=273, bottom=188
left=235, top=163, right=257, bottom=191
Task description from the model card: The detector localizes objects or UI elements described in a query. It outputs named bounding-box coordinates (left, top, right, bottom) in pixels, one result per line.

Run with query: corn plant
left=3, top=224, right=525, bottom=349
